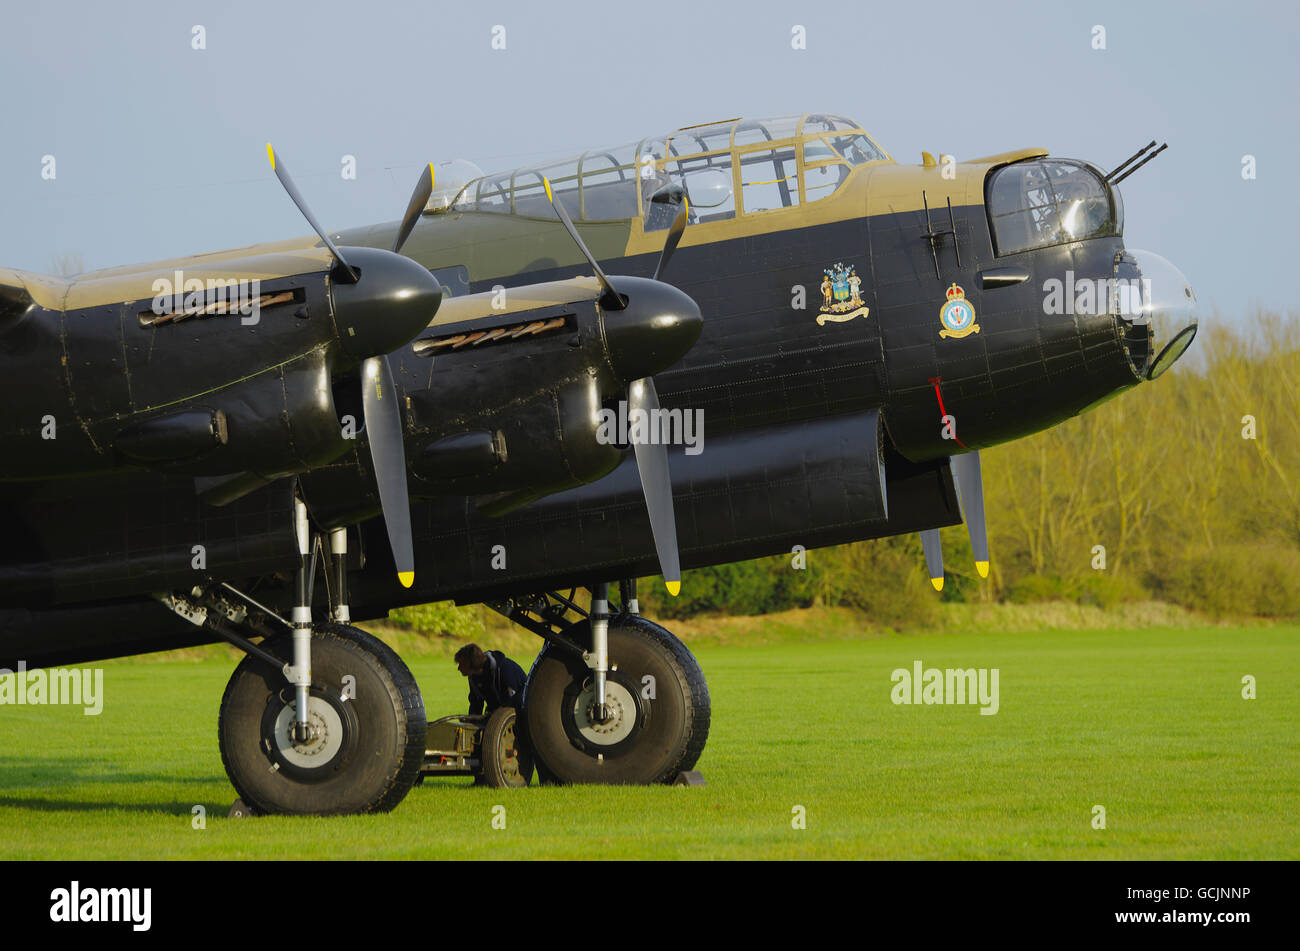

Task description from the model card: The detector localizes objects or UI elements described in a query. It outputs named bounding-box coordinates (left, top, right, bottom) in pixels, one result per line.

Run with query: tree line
left=638, top=311, right=1300, bottom=623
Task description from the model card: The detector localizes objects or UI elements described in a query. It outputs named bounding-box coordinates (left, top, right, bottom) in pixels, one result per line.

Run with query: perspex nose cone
left=1114, top=248, right=1198, bottom=380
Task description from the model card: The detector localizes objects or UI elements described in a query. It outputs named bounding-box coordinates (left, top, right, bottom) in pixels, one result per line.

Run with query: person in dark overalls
left=455, top=643, right=527, bottom=716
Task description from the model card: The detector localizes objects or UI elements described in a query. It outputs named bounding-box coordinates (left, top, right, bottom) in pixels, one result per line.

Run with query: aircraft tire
left=218, top=622, right=426, bottom=815
left=522, top=614, right=710, bottom=784
left=479, top=706, right=534, bottom=788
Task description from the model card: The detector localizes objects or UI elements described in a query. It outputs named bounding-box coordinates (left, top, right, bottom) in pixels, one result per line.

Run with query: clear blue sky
left=1, top=0, right=1295, bottom=323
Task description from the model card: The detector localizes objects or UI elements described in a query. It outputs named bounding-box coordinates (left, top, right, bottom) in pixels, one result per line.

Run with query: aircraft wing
left=0, top=267, right=68, bottom=332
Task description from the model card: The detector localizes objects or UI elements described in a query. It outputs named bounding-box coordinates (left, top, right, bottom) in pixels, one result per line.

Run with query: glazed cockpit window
left=739, top=147, right=800, bottom=213
left=987, top=160, right=1118, bottom=255
left=512, top=159, right=580, bottom=218
left=578, top=146, right=638, bottom=221
left=801, top=114, right=861, bottom=136
left=459, top=114, right=889, bottom=227
left=733, top=116, right=802, bottom=149
left=803, top=159, right=851, bottom=203
left=475, top=172, right=512, bottom=213
left=827, top=133, right=885, bottom=166
left=668, top=153, right=735, bottom=223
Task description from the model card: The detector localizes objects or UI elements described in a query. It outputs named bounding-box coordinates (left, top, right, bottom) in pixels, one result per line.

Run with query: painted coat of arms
left=938, top=283, right=980, bottom=339
left=817, top=262, right=869, bottom=326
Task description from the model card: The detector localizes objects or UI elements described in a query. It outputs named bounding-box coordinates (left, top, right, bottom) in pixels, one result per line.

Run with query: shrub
left=1075, top=571, right=1148, bottom=608
left=821, top=537, right=939, bottom=629
left=1165, top=544, right=1300, bottom=618
left=641, top=552, right=818, bottom=619
left=386, top=601, right=486, bottom=640
left=1006, top=574, right=1071, bottom=604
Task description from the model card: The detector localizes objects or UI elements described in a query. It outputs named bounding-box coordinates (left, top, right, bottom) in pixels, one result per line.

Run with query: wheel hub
left=272, top=697, right=345, bottom=769
left=573, top=681, right=636, bottom=746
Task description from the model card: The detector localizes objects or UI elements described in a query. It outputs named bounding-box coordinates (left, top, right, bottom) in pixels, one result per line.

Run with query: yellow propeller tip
left=930, top=577, right=944, bottom=592
left=398, top=571, right=414, bottom=588
left=265, top=143, right=275, bottom=169
left=665, top=581, right=681, bottom=597
left=543, top=177, right=553, bottom=203
left=429, top=163, right=436, bottom=188
left=976, top=561, right=989, bottom=578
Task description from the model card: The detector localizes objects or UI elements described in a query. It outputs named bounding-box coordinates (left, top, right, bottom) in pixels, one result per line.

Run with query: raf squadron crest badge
left=817, top=262, right=869, bottom=326
left=938, top=283, right=979, bottom=339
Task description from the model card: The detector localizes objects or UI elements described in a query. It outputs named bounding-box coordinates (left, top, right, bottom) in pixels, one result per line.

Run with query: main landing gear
left=160, top=497, right=709, bottom=812
left=491, top=580, right=711, bottom=785
left=158, top=499, right=427, bottom=816
left=218, top=621, right=425, bottom=814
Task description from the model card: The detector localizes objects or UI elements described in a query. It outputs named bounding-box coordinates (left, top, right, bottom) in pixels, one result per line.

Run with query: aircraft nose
left=329, top=246, right=443, bottom=362
left=1112, top=248, right=1198, bottom=380
left=599, top=276, right=703, bottom=384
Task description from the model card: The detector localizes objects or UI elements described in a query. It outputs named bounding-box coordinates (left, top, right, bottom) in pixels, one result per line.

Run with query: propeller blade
left=392, top=163, right=435, bottom=255
left=920, top=529, right=945, bottom=591
left=542, top=177, right=624, bottom=310
left=951, top=451, right=989, bottom=578
left=266, top=143, right=359, bottom=284
left=628, top=376, right=681, bottom=596
left=361, top=355, right=415, bottom=587
left=653, top=198, right=689, bottom=282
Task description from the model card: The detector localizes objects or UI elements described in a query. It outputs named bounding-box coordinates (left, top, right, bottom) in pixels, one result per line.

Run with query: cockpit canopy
left=448, top=114, right=889, bottom=227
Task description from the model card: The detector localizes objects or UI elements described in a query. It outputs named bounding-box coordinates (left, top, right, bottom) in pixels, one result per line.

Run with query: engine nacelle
left=111, top=347, right=350, bottom=480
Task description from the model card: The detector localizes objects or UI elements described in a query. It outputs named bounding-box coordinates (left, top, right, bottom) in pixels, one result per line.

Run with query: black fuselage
left=0, top=181, right=1144, bottom=667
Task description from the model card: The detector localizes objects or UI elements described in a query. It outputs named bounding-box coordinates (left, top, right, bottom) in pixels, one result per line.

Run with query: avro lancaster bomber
left=0, top=115, right=1195, bottom=813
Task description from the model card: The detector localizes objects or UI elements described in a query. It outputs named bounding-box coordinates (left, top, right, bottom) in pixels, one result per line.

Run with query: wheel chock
left=672, top=770, right=705, bottom=787
left=228, top=798, right=253, bottom=818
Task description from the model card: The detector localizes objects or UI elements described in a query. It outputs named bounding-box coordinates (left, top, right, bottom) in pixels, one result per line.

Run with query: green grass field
left=1, top=623, right=1296, bottom=859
